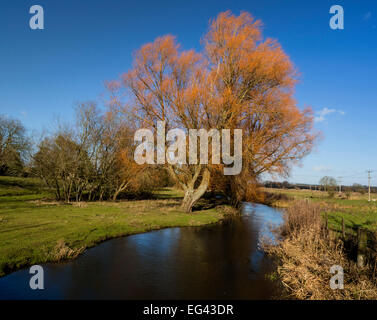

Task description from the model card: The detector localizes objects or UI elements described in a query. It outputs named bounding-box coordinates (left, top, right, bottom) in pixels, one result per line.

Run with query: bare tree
left=32, top=102, right=149, bottom=202
left=0, top=115, right=30, bottom=175
left=319, top=176, right=337, bottom=197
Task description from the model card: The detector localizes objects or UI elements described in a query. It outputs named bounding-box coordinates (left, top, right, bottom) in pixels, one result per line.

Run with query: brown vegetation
left=50, top=239, right=85, bottom=261
left=266, top=200, right=377, bottom=299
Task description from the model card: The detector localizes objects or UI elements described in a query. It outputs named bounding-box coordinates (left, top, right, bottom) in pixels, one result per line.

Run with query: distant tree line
left=263, top=180, right=376, bottom=194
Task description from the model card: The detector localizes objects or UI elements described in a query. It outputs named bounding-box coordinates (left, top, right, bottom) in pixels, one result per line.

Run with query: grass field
left=264, top=187, right=377, bottom=234
left=0, top=176, right=231, bottom=277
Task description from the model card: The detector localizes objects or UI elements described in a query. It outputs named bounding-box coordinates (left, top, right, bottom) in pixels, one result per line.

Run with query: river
left=0, top=203, right=283, bottom=299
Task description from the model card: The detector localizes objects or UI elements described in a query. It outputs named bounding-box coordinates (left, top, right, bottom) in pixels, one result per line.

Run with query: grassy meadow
left=0, top=176, right=232, bottom=277
left=264, top=187, right=377, bottom=234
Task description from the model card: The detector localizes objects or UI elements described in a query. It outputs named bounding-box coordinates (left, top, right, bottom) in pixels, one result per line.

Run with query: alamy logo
left=29, top=265, right=44, bottom=290
left=134, top=121, right=242, bottom=175
left=329, top=5, right=344, bottom=30
left=29, top=5, right=44, bottom=30
left=330, top=265, right=344, bottom=290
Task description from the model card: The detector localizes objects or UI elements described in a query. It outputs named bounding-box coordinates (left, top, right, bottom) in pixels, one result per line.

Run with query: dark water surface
left=0, top=203, right=283, bottom=299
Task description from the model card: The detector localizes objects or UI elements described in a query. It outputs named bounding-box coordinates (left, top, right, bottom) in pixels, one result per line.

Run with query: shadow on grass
left=149, top=188, right=229, bottom=212
left=193, top=192, right=229, bottom=211
left=0, top=176, right=43, bottom=189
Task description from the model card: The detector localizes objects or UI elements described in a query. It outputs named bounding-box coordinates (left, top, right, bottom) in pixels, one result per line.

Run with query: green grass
left=264, top=187, right=377, bottom=233
left=0, top=176, right=230, bottom=277
left=326, top=210, right=377, bottom=234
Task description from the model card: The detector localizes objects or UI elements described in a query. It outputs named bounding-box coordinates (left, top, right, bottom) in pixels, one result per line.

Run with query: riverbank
left=0, top=176, right=235, bottom=277
left=264, top=200, right=377, bottom=300
left=262, top=187, right=377, bottom=233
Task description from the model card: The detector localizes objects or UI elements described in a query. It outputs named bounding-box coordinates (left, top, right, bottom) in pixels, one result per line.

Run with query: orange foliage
left=108, top=11, right=319, bottom=209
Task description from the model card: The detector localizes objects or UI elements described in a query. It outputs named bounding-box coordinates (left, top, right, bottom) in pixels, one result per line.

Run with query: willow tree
left=203, top=11, right=318, bottom=203
left=110, top=11, right=318, bottom=212
left=111, top=35, right=214, bottom=212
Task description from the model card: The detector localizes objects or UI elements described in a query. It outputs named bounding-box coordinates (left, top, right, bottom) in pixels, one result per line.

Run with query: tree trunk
left=112, top=190, right=120, bottom=201
left=112, top=181, right=129, bottom=201
left=181, top=168, right=210, bottom=213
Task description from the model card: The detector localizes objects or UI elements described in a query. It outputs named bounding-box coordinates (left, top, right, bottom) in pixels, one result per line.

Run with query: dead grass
left=29, top=200, right=62, bottom=206
left=266, top=200, right=377, bottom=300
left=71, top=201, right=88, bottom=208
left=50, top=239, right=85, bottom=261
left=259, top=191, right=293, bottom=208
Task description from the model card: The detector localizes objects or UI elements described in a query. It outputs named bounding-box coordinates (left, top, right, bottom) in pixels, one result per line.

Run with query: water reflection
left=0, top=203, right=282, bottom=299
left=242, top=202, right=283, bottom=244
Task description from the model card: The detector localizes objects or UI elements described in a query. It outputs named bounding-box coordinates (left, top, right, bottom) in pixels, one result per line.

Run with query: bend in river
left=0, top=203, right=283, bottom=299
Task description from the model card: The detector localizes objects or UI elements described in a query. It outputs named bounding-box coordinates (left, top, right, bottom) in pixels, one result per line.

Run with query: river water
left=0, top=203, right=283, bottom=299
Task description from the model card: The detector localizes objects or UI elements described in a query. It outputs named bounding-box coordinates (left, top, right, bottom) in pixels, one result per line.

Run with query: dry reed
left=266, top=200, right=377, bottom=300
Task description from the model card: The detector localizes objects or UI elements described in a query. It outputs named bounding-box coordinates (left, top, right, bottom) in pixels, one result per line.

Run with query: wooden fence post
left=342, top=218, right=345, bottom=238
left=357, top=227, right=368, bottom=268
left=322, top=213, right=329, bottom=239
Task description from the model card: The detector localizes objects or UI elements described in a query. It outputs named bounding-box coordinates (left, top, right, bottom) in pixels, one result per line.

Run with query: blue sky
left=1, top=0, right=377, bottom=186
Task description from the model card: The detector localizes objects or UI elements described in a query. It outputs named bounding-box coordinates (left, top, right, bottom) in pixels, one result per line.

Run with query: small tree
left=32, top=131, right=93, bottom=202
left=319, top=176, right=337, bottom=198
left=0, top=115, right=31, bottom=176
left=344, top=187, right=351, bottom=199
